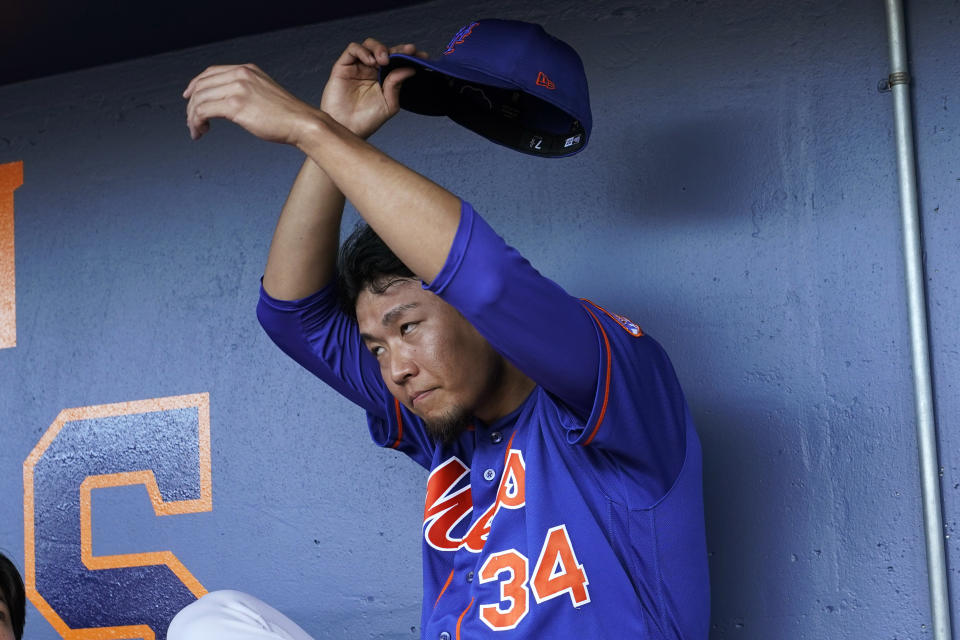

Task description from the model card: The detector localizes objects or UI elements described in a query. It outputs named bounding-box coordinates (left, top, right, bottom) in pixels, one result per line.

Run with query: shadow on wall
left=696, top=404, right=768, bottom=638
left=613, top=115, right=778, bottom=223
left=696, top=401, right=811, bottom=638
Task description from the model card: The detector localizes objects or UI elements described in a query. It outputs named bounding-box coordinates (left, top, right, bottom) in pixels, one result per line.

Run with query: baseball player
left=173, top=20, right=709, bottom=640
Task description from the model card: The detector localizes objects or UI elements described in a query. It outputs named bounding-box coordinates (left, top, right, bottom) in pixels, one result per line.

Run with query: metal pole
left=883, top=1, right=953, bottom=637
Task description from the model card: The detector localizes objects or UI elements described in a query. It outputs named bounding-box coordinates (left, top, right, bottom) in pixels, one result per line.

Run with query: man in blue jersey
left=173, top=23, right=709, bottom=640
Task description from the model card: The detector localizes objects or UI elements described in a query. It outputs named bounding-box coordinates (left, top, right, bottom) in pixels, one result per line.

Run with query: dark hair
left=336, top=222, right=415, bottom=320
left=0, top=552, right=25, bottom=640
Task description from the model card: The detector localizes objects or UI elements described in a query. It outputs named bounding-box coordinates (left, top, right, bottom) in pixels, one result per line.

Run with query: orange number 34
left=477, top=524, right=590, bottom=631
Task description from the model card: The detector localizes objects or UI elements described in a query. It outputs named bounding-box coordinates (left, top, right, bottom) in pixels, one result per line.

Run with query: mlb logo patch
left=581, top=299, right=645, bottom=337
left=611, top=312, right=643, bottom=337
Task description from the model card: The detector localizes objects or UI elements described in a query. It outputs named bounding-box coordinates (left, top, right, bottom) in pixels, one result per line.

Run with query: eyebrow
left=382, top=303, right=419, bottom=327
left=359, top=302, right=419, bottom=342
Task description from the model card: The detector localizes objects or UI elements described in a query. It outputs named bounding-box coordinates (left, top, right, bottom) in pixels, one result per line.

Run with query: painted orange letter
left=24, top=393, right=212, bottom=639
left=0, top=160, right=23, bottom=349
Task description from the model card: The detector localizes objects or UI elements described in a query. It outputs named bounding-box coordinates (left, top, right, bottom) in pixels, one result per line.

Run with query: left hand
left=182, top=64, right=318, bottom=144
left=320, top=39, right=428, bottom=139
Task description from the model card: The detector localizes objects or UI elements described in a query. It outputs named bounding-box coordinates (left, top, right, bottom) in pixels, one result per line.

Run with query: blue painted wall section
left=24, top=396, right=210, bottom=639
left=0, top=0, right=958, bottom=639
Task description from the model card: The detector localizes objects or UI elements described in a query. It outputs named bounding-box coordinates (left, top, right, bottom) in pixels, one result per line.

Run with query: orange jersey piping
left=582, top=307, right=611, bottom=446
left=392, top=398, right=404, bottom=449
left=456, top=598, right=475, bottom=639
left=434, top=569, right=455, bottom=609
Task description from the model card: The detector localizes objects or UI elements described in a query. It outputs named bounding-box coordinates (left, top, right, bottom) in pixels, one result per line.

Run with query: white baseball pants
left=167, top=590, right=315, bottom=640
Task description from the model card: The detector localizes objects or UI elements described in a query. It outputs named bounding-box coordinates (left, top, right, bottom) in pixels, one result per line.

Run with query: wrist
left=295, top=109, right=363, bottom=167
left=292, top=109, right=335, bottom=151
left=325, top=113, right=378, bottom=140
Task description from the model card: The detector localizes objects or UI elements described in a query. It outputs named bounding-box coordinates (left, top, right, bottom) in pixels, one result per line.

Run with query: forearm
left=262, top=157, right=345, bottom=300
left=184, top=53, right=457, bottom=288
left=295, top=112, right=461, bottom=284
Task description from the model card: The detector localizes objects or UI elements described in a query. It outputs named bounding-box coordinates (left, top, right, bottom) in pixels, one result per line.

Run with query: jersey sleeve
left=426, top=201, right=687, bottom=497
left=257, top=282, right=438, bottom=468
left=426, top=201, right=598, bottom=418
left=256, top=282, right=388, bottom=417
left=569, top=300, right=689, bottom=498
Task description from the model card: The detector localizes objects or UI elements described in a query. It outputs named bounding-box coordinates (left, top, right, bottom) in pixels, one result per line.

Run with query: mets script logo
left=423, top=451, right=526, bottom=552
left=444, top=22, right=479, bottom=55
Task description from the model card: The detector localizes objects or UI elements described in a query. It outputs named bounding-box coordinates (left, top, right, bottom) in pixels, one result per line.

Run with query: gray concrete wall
left=1, top=0, right=958, bottom=637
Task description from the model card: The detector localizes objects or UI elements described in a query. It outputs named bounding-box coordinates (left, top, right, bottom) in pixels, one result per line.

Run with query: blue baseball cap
left=380, top=19, right=591, bottom=157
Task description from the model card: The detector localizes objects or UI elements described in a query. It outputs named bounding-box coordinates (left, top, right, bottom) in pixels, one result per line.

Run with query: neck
left=474, top=357, right=537, bottom=424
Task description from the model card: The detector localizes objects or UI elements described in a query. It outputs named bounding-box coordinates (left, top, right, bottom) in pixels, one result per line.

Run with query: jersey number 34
left=479, top=524, right=590, bottom=631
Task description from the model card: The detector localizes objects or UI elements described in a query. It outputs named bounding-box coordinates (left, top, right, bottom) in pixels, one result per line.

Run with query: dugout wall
left=1, top=0, right=959, bottom=637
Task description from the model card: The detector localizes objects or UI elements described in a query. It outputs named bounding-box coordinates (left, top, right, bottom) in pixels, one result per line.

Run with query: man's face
left=356, top=278, right=503, bottom=441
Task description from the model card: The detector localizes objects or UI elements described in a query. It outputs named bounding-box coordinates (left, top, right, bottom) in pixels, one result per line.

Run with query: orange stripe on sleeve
left=434, top=569, right=454, bottom=609
left=391, top=398, right=404, bottom=449
left=582, top=308, right=611, bottom=446
left=456, top=598, right=475, bottom=640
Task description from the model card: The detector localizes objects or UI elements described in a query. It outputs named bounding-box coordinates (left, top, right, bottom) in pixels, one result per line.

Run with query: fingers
left=334, top=40, right=385, bottom=69
left=387, top=43, right=415, bottom=56
left=381, top=66, right=417, bottom=112
left=333, top=40, right=428, bottom=71
left=183, top=41, right=428, bottom=142
left=183, top=64, right=265, bottom=139
left=362, top=37, right=391, bottom=67
left=388, top=43, right=430, bottom=60
left=186, top=81, right=244, bottom=139
left=183, top=63, right=259, bottom=98
left=380, top=45, right=421, bottom=111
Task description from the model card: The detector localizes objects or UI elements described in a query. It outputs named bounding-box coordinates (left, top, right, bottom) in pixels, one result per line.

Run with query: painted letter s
left=23, top=394, right=212, bottom=640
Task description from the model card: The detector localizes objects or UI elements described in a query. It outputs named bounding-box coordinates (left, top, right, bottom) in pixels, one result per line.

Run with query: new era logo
left=536, top=72, right=556, bottom=90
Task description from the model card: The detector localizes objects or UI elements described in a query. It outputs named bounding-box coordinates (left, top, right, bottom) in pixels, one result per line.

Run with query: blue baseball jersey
left=257, top=201, right=709, bottom=639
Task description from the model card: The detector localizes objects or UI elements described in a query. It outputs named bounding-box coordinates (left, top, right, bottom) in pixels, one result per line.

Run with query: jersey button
left=490, top=431, right=503, bottom=444
left=466, top=571, right=475, bottom=582
left=483, top=468, right=496, bottom=482
left=440, top=633, right=451, bottom=640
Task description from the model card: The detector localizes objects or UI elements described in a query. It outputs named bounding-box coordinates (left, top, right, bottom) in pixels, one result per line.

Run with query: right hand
left=321, top=39, right=429, bottom=139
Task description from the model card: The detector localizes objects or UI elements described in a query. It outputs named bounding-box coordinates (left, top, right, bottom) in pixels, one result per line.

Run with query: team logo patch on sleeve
left=581, top=299, right=644, bottom=337
left=611, top=312, right=642, bottom=336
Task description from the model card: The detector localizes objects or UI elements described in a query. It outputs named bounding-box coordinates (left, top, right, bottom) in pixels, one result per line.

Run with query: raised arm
left=183, top=51, right=597, bottom=417
left=262, top=158, right=342, bottom=300
left=206, top=42, right=436, bottom=422
left=188, top=41, right=429, bottom=301
left=183, top=52, right=458, bottom=287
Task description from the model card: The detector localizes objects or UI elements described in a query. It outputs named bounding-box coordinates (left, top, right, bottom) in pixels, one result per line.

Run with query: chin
left=423, top=405, right=472, bottom=445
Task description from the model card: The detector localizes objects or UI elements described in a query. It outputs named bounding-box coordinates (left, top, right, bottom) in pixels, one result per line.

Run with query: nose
left=389, top=345, right=418, bottom=385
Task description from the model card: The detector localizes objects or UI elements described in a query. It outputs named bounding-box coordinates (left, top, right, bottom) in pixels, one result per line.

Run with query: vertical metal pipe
left=883, top=1, right=953, bottom=637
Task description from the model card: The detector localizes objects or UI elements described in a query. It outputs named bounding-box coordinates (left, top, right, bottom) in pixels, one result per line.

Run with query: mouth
left=410, top=388, right=436, bottom=407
